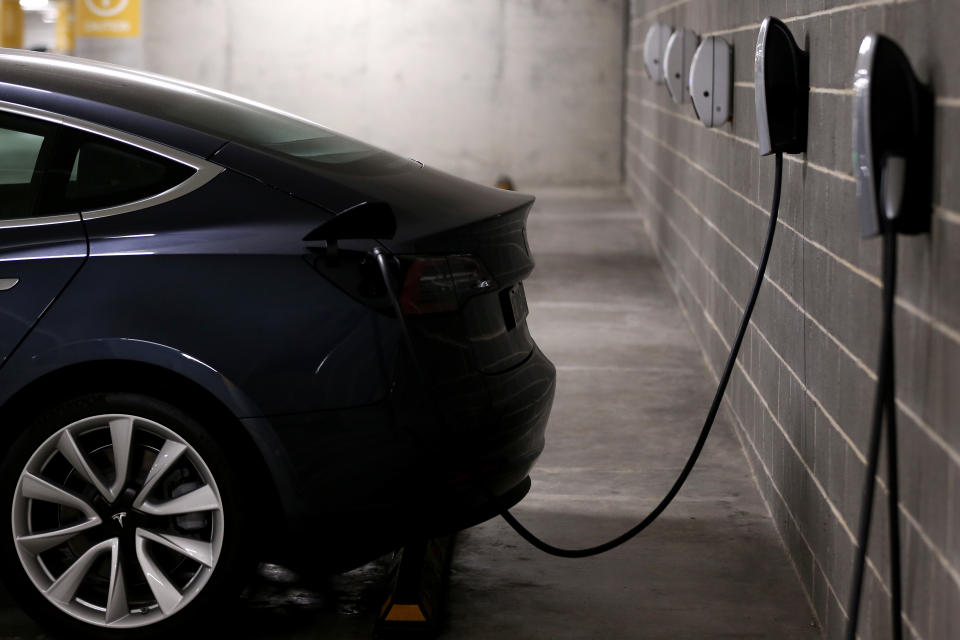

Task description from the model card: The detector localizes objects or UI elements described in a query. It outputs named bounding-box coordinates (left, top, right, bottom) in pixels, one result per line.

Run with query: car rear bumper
left=253, top=344, right=555, bottom=570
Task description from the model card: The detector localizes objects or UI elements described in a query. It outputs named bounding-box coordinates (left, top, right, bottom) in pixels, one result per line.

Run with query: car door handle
left=0, top=278, right=19, bottom=291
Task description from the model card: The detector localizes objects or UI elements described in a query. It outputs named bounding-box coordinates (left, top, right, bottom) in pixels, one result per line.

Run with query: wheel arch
left=0, top=359, right=287, bottom=545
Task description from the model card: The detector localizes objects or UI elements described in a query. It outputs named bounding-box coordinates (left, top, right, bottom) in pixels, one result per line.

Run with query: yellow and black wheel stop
left=376, top=535, right=455, bottom=636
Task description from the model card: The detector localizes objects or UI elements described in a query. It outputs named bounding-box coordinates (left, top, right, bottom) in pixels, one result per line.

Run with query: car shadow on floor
left=0, top=509, right=818, bottom=639
left=0, top=554, right=394, bottom=640
left=445, top=509, right=821, bottom=640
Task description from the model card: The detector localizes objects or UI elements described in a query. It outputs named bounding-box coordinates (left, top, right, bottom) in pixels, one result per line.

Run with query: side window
left=61, top=137, right=195, bottom=212
left=0, top=115, right=51, bottom=220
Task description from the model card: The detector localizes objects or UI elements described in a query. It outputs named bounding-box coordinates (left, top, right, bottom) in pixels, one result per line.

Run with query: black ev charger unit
left=845, top=34, right=933, bottom=640
left=374, top=16, right=807, bottom=561
left=853, top=34, right=933, bottom=237
left=755, top=17, right=809, bottom=155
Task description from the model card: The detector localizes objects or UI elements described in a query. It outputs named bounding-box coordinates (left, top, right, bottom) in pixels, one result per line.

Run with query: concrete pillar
left=0, top=0, right=24, bottom=49
left=55, top=0, right=75, bottom=53
left=73, top=0, right=143, bottom=68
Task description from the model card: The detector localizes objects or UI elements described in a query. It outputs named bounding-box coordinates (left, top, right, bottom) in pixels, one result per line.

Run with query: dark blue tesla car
left=0, top=49, right=555, bottom=637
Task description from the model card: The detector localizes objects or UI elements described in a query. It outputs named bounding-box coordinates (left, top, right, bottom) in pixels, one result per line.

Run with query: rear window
left=168, top=93, right=413, bottom=173
left=6, top=55, right=415, bottom=175
left=62, top=139, right=194, bottom=212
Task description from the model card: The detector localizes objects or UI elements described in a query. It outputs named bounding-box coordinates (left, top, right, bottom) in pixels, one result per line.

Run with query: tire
left=0, top=392, right=253, bottom=639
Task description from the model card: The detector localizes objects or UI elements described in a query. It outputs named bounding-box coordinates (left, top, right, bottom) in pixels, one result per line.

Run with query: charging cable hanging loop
left=375, top=154, right=785, bottom=559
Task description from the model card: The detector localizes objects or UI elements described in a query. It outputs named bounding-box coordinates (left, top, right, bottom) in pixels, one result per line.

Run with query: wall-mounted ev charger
left=689, top=36, right=732, bottom=127
left=643, top=22, right=673, bottom=84
left=755, top=17, right=809, bottom=155
left=663, top=28, right=699, bottom=104
left=845, top=33, right=933, bottom=640
left=853, top=34, right=933, bottom=236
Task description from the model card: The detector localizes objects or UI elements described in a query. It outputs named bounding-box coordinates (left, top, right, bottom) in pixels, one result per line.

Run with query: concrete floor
left=444, top=192, right=818, bottom=639
left=0, top=192, right=818, bottom=639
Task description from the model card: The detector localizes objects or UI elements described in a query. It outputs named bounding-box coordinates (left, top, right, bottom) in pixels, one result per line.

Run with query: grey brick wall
left=624, top=1, right=959, bottom=638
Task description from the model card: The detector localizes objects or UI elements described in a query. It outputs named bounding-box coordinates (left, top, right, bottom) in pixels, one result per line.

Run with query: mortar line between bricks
left=639, top=189, right=925, bottom=639
left=643, top=195, right=929, bottom=639
left=631, top=152, right=877, bottom=467
left=639, top=183, right=842, bottom=620
left=634, top=189, right=960, bottom=604
left=628, top=94, right=857, bottom=182
left=632, top=147, right=874, bottom=465
left=637, top=72, right=960, bottom=123
left=721, top=386, right=845, bottom=635
left=728, top=84, right=960, bottom=129
left=624, top=117, right=956, bottom=343
left=898, top=502, right=960, bottom=592
left=630, top=92, right=960, bottom=225
left=628, top=160, right=960, bottom=591
left=935, top=205, right=960, bottom=225
left=645, top=209, right=824, bottom=634
left=725, top=395, right=925, bottom=640
left=628, top=95, right=853, bottom=178
left=627, top=119, right=960, bottom=354
left=628, top=140, right=960, bottom=482
left=735, top=83, right=860, bottom=98
left=627, top=124, right=960, bottom=358
left=726, top=404, right=824, bottom=634
left=629, top=93, right=758, bottom=147
left=664, top=239, right=925, bottom=640
left=629, top=153, right=914, bottom=480
left=625, top=110, right=960, bottom=346
left=701, top=0, right=921, bottom=37
left=809, top=87, right=855, bottom=96
left=625, top=131, right=880, bottom=386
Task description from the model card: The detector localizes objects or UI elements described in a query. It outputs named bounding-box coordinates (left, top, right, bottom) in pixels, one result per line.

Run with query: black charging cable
left=376, top=152, right=783, bottom=558
left=845, top=226, right=903, bottom=640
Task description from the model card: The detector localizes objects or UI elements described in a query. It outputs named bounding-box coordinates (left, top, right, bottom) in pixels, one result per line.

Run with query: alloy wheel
left=11, top=414, right=224, bottom=628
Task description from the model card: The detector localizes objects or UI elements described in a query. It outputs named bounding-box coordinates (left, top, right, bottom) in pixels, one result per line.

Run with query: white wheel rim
left=11, top=414, right=224, bottom=628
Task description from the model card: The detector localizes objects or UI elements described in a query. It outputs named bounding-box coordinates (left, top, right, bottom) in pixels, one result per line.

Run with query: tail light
left=398, top=255, right=496, bottom=315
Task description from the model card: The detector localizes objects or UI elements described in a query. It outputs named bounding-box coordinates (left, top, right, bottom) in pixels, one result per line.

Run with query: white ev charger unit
left=663, top=28, right=699, bottom=104
left=689, top=36, right=732, bottom=127
left=643, top=23, right=673, bottom=84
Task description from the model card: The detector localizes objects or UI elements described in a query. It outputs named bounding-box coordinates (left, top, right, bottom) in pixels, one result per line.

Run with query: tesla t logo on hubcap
left=112, top=512, right=127, bottom=528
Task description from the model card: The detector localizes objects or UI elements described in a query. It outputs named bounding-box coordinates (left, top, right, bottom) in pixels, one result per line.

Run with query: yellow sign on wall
left=76, top=0, right=140, bottom=38
left=55, top=0, right=75, bottom=52
left=0, top=0, right=24, bottom=49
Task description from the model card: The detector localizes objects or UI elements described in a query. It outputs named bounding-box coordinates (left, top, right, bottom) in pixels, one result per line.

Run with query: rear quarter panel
left=3, top=170, right=401, bottom=418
